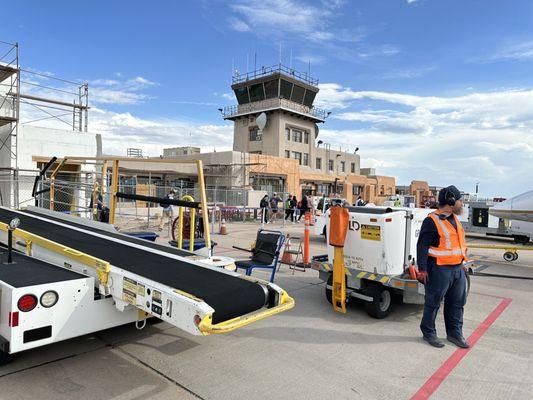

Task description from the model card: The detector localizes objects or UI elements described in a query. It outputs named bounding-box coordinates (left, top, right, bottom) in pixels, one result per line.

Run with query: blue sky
left=2, top=0, right=533, bottom=197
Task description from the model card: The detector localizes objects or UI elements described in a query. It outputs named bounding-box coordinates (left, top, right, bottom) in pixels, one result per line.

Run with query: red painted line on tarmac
left=410, top=297, right=512, bottom=400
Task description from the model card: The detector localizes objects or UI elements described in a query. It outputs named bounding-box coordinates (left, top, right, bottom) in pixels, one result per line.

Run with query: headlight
left=40, top=291, right=58, bottom=308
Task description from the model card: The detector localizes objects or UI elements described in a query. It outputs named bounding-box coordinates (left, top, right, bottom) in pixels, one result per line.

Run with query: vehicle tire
left=503, top=251, right=517, bottom=262
left=364, top=284, right=393, bottom=319
left=323, top=226, right=327, bottom=243
left=325, top=274, right=333, bottom=304
left=0, top=350, right=13, bottom=366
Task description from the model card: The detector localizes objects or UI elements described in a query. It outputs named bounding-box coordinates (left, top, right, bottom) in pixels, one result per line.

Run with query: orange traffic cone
left=220, top=219, right=228, bottom=235
left=281, top=234, right=294, bottom=264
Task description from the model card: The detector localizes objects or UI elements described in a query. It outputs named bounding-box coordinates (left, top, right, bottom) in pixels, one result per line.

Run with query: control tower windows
left=304, top=131, right=309, bottom=144
left=280, top=79, right=293, bottom=99
left=249, top=83, right=265, bottom=102
left=291, top=84, right=305, bottom=104
left=264, top=79, right=279, bottom=99
left=235, top=87, right=250, bottom=104
left=285, top=127, right=290, bottom=141
left=303, top=90, right=316, bottom=107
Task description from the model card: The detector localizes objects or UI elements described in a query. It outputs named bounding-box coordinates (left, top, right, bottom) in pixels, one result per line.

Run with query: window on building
left=235, top=87, right=250, bottom=104
left=351, top=162, right=356, bottom=173
left=303, top=153, right=309, bottom=166
left=304, top=131, right=309, bottom=144
left=316, top=157, right=322, bottom=170
left=292, top=151, right=302, bottom=165
left=249, top=83, right=265, bottom=102
left=340, top=161, right=345, bottom=172
left=264, top=79, right=279, bottom=99
left=280, top=79, right=293, bottom=99
left=290, top=84, right=305, bottom=104
left=285, top=127, right=290, bottom=141
left=249, top=128, right=262, bottom=141
left=352, top=185, right=362, bottom=195
left=285, top=150, right=290, bottom=158
left=303, top=89, right=317, bottom=107
left=292, top=129, right=303, bottom=142
left=328, top=159, right=334, bottom=171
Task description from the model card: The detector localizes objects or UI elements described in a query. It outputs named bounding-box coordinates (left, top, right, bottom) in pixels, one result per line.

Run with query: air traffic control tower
left=221, top=64, right=327, bottom=162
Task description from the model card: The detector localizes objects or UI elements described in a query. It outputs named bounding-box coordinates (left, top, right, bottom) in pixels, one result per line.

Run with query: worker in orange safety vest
left=416, top=185, right=469, bottom=349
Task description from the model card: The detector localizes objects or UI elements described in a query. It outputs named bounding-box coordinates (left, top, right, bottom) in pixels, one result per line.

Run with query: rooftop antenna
left=279, top=43, right=282, bottom=65
left=254, top=52, right=257, bottom=77
left=232, top=57, right=235, bottom=76
left=246, top=53, right=249, bottom=74
left=290, top=48, right=293, bottom=69
left=308, top=59, right=311, bottom=78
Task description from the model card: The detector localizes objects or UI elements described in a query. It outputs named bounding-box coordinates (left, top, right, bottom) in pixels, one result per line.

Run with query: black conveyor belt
left=0, top=209, right=267, bottom=323
left=0, top=251, right=85, bottom=288
left=24, top=210, right=193, bottom=258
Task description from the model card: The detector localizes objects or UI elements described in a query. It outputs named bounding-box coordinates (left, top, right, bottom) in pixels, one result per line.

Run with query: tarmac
left=1, top=220, right=532, bottom=400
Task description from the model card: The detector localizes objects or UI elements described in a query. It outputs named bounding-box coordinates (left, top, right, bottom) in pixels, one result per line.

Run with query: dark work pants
left=420, top=264, right=467, bottom=339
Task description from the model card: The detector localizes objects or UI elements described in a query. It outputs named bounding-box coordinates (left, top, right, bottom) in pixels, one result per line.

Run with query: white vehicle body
left=326, top=207, right=431, bottom=275
left=314, top=198, right=344, bottom=236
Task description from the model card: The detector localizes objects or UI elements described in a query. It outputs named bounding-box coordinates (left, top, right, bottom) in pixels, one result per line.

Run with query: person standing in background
left=284, top=194, right=293, bottom=222
left=297, top=194, right=310, bottom=222
left=270, top=193, right=280, bottom=223
left=260, top=194, right=269, bottom=224
left=159, top=189, right=176, bottom=231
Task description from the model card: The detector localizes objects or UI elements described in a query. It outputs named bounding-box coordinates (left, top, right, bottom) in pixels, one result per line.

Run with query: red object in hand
left=416, top=270, right=429, bottom=284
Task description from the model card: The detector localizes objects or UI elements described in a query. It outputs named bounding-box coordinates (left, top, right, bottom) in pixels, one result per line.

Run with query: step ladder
left=279, top=235, right=306, bottom=274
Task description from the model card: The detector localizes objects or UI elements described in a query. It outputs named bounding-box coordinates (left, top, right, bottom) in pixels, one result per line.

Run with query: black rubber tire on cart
left=325, top=274, right=333, bottom=304
left=364, top=284, right=393, bottom=319
left=503, top=251, right=517, bottom=262
left=0, top=350, right=13, bottom=366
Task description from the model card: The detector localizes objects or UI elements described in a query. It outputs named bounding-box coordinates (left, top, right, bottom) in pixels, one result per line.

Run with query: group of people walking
left=259, top=193, right=313, bottom=224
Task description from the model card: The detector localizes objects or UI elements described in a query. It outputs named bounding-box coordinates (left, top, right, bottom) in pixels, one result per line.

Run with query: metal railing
left=222, top=98, right=326, bottom=120
left=232, top=63, right=319, bottom=86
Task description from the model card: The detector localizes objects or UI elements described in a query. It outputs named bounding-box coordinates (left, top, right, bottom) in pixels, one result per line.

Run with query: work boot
left=423, top=336, right=445, bottom=348
left=447, top=336, right=470, bottom=348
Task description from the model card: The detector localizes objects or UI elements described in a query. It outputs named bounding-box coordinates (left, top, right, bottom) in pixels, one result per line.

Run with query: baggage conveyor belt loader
left=312, top=206, right=472, bottom=318
left=0, top=207, right=294, bottom=364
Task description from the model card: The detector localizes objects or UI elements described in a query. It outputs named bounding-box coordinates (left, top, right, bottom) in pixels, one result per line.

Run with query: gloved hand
left=416, top=270, right=429, bottom=284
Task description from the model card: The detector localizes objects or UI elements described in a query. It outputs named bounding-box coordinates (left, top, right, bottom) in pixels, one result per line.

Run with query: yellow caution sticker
left=122, top=277, right=138, bottom=305
left=137, top=283, right=145, bottom=297
left=361, top=224, right=381, bottom=241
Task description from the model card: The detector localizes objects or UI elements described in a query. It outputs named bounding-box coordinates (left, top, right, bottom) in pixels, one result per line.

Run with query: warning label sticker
left=361, top=224, right=381, bottom=241
left=122, top=277, right=138, bottom=305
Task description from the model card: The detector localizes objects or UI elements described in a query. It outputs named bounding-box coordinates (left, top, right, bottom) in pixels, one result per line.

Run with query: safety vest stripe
left=428, top=248, right=462, bottom=256
left=432, top=214, right=452, bottom=249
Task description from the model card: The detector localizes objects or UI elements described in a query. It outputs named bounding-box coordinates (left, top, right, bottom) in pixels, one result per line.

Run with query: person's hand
left=416, top=270, right=429, bottom=284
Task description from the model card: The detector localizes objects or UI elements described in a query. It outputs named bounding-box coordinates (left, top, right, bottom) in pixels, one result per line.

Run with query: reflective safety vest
left=427, top=211, right=467, bottom=265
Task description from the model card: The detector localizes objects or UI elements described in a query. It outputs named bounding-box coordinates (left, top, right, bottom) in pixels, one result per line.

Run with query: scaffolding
left=0, top=41, right=20, bottom=176
left=0, top=40, right=90, bottom=208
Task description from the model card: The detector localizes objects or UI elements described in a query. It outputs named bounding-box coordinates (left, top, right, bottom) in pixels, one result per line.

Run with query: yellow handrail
left=198, top=290, right=295, bottom=335
left=0, top=221, right=111, bottom=285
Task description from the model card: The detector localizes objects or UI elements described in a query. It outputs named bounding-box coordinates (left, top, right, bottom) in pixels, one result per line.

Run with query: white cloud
left=90, top=108, right=234, bottom=156
left=315, top=84, right=533, bottom=197
left=472, top=40, right=533, bottom=63
left=381, top=65, right=436, bottom=79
